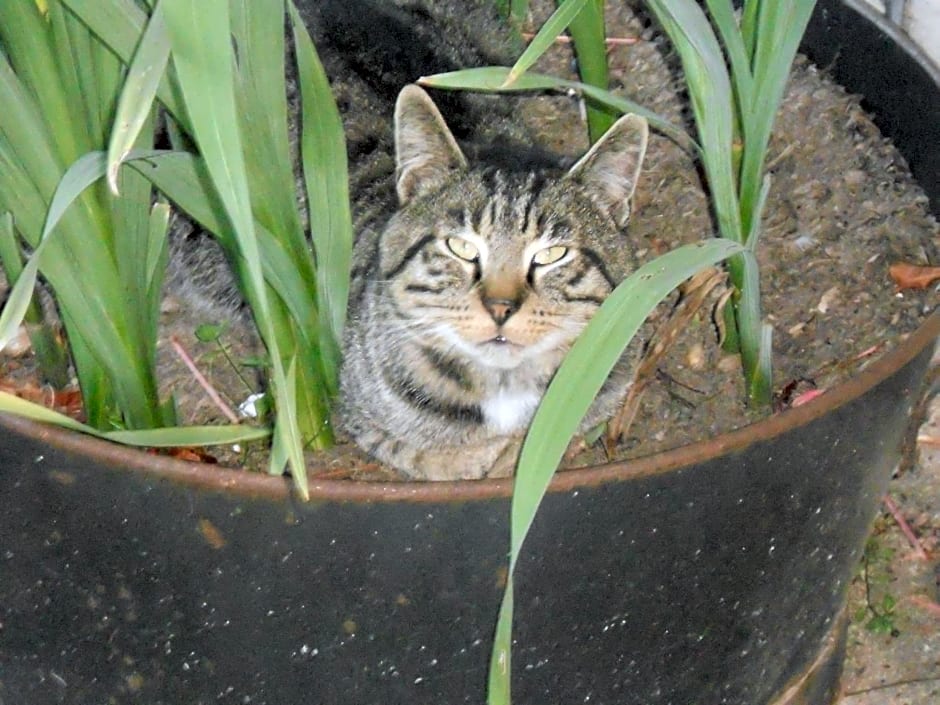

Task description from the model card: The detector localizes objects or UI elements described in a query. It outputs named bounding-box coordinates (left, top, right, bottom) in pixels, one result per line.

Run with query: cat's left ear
left=395, top=85, right=468, bottom=205
left=566, top=113, right=649, bottom=227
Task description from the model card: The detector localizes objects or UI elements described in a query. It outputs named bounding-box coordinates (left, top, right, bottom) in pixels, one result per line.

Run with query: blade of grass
left=106, top=0, right=170, bottom=192
left=563, top=0, right=616, bottom=142
left=509, top=0, right=529, bottom=28
left=231, top=0, right=300, bottom=240
left=0, top=391, right=269, bottom=446
left=0, top=1, right=82, bottom=167
left=503, top=0, right=588, bottom=86
left=162, top=0, right=309, bottom=497
left=488, top=238, right=745, bottom=705
left=61, top=0, right=187, bottom=125
left=644, top=0, right=740, bottom=244
left=289, top=0, right=351, bottom=375
left=420, top=67, right=691, bottom=150
left=0, top=212, right=69, bottom=386
left=738, top=1, right=815, bottom=239
left=704, top=0, right=753, bottom=111
left=131, top=151, right=322, bottom=359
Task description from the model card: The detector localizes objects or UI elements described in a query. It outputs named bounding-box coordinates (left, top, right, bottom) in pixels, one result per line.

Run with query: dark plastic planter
left=1, top=2, right=938, bottom=703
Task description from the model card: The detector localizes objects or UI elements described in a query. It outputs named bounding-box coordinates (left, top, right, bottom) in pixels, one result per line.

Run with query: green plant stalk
left=563, top=0, right=615, bottom=143
left=644, top=0, right=779, bottom=405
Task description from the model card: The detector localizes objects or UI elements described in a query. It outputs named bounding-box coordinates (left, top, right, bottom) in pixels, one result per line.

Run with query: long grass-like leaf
left=106, top=0, right=170, bottom=193
left=704, top=0, right=753, bottom=112
left=131, top=152, right=322, bottom=357
left=488, top=238, right=745, bottom=704
left=644, top=0, right=740, bottom=244
left=504, top=0, right=588, bottom=86
left=0, top=213, right=70, bottom=387
left=564, top=0, right=615, bottom=142
left=738, top=1, right=815, bottom=239
left=420, top=67, right=691, bottom=150
left=0, top=151, right=136, bottom=351
left=0, top=1, right=83, bottom=167
left=62, top=0, right=187, bottom=125
left=289, top=0, right=351, bottom=380
left=162, top=0, right=309, bottom=496
left=0, top=391, right=269, bottom=446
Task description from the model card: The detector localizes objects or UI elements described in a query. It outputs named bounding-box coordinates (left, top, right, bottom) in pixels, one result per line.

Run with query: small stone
left=3, top=326, right=32, bottom=357
left=843, top=169, right=866, bottom=187
left=817, top=286, right=841, bottom=314
left=717, top=354, right=742, bottom=373
left=686, top=343, right=705, bottom=370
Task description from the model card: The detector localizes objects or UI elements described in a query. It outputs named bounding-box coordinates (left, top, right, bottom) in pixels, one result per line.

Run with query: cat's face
left=376, top=85, right=648, bottom=371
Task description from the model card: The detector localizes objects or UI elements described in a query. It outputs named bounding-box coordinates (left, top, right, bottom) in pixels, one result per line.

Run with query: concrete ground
left=839, top=346, right=940, bottom=704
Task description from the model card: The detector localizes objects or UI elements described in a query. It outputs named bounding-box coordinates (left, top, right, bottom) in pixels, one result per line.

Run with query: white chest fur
left=482, top=390, right=540, bottom=434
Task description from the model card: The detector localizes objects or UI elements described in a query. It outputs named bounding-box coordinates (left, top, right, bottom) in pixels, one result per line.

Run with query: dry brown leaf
left=888, top=262, right=940, bottom=290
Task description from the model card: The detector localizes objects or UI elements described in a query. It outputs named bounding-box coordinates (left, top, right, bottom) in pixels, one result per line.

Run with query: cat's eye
left=532, top=245, right=569, bottom=266
left=445, top=237, right=480, bottom=262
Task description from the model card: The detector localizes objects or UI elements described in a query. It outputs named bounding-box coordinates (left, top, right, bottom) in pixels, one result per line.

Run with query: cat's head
left=377, top=84, right=648, bottom=371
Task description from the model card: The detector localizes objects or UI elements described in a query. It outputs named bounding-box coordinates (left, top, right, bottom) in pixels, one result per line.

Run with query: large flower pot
left=1, top=1, right=938, bottom=703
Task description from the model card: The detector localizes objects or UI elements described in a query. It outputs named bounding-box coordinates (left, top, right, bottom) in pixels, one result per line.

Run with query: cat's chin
left=475, top=337, right=528, bottom=370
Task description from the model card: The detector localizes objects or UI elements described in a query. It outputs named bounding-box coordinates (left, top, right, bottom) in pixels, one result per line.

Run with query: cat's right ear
left=395, top=85, right=468, bottom=205
left=566, top=113, right=649, bottom=227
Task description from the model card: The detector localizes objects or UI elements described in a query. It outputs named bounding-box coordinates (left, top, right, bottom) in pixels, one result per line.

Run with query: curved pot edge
left=843, top=0, right=940, bottom=80
left=2, top=308, right=936, bottom=504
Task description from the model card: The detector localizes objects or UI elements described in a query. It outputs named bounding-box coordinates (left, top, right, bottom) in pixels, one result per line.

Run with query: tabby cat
left=339, top=85, right=649, bottom=480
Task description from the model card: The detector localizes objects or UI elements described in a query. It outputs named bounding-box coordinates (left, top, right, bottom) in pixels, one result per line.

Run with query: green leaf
left=504, top=0, right=588, bottom=86
left=106, top=0, right=171, bottom=193
left=290, top=0, right=352, bottom=373
left=61, top=0, right=188, bottom=124
left=420, top=67, right=690, bottom=149
left=489, top=238, right=745, bottom=703
left=195, top=323, right=226, bottom=342
left=162, top=0, right=310, bottom=497
left=644, top=0, right=740, bottom=244
left=0, top=390, right=269, bottom=446
left=564, top=0, right=615, bottom=142
left=487, top=579, right=515, bottom=705
left=704, top=0, right=754, bottom=114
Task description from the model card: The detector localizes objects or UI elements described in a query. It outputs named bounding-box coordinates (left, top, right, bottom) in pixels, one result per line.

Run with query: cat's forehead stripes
left=472, top=169, right=551, bottom=238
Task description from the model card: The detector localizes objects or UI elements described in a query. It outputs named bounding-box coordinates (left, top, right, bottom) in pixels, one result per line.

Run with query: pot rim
left=2, top=309, right=936, bottom=504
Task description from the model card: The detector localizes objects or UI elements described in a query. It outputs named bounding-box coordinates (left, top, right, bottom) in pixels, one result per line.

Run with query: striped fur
left=339, top=86, right=649, bottom=480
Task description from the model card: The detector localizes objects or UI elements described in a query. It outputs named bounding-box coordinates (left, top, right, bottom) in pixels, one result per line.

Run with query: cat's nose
left=483, top=297, right=519, bottom=325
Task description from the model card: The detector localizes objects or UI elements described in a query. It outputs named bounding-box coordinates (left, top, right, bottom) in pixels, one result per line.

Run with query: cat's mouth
left=485, top=334, right=519, bottom=347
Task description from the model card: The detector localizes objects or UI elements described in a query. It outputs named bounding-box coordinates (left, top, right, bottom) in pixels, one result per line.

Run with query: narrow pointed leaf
left=420, top=67, right=690, bottom=149
left=290, top=0, right=351, bottom=367
left=504, top=0, right=588, bottom=86
left=0, top=391, right=269, bottom=446
left=107, top=0, right=171, bottom=193
left=489, top=238, right=745, bottom=702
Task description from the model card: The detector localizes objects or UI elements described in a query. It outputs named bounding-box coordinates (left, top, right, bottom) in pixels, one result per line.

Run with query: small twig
left=882, top=493, right=930, bottom=561
left=169, top=335, right=240, bottom=424
left=916, top=434, right=940, bottom=447
left=909, top=594, right=940, bottom=619
left=521, top=32, right=640, bottom=47
left=605, top=268, right=727, bottom=452
left=843, top=675, right=940, bottom=697
left=764, top=142, right=796, bottom=171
